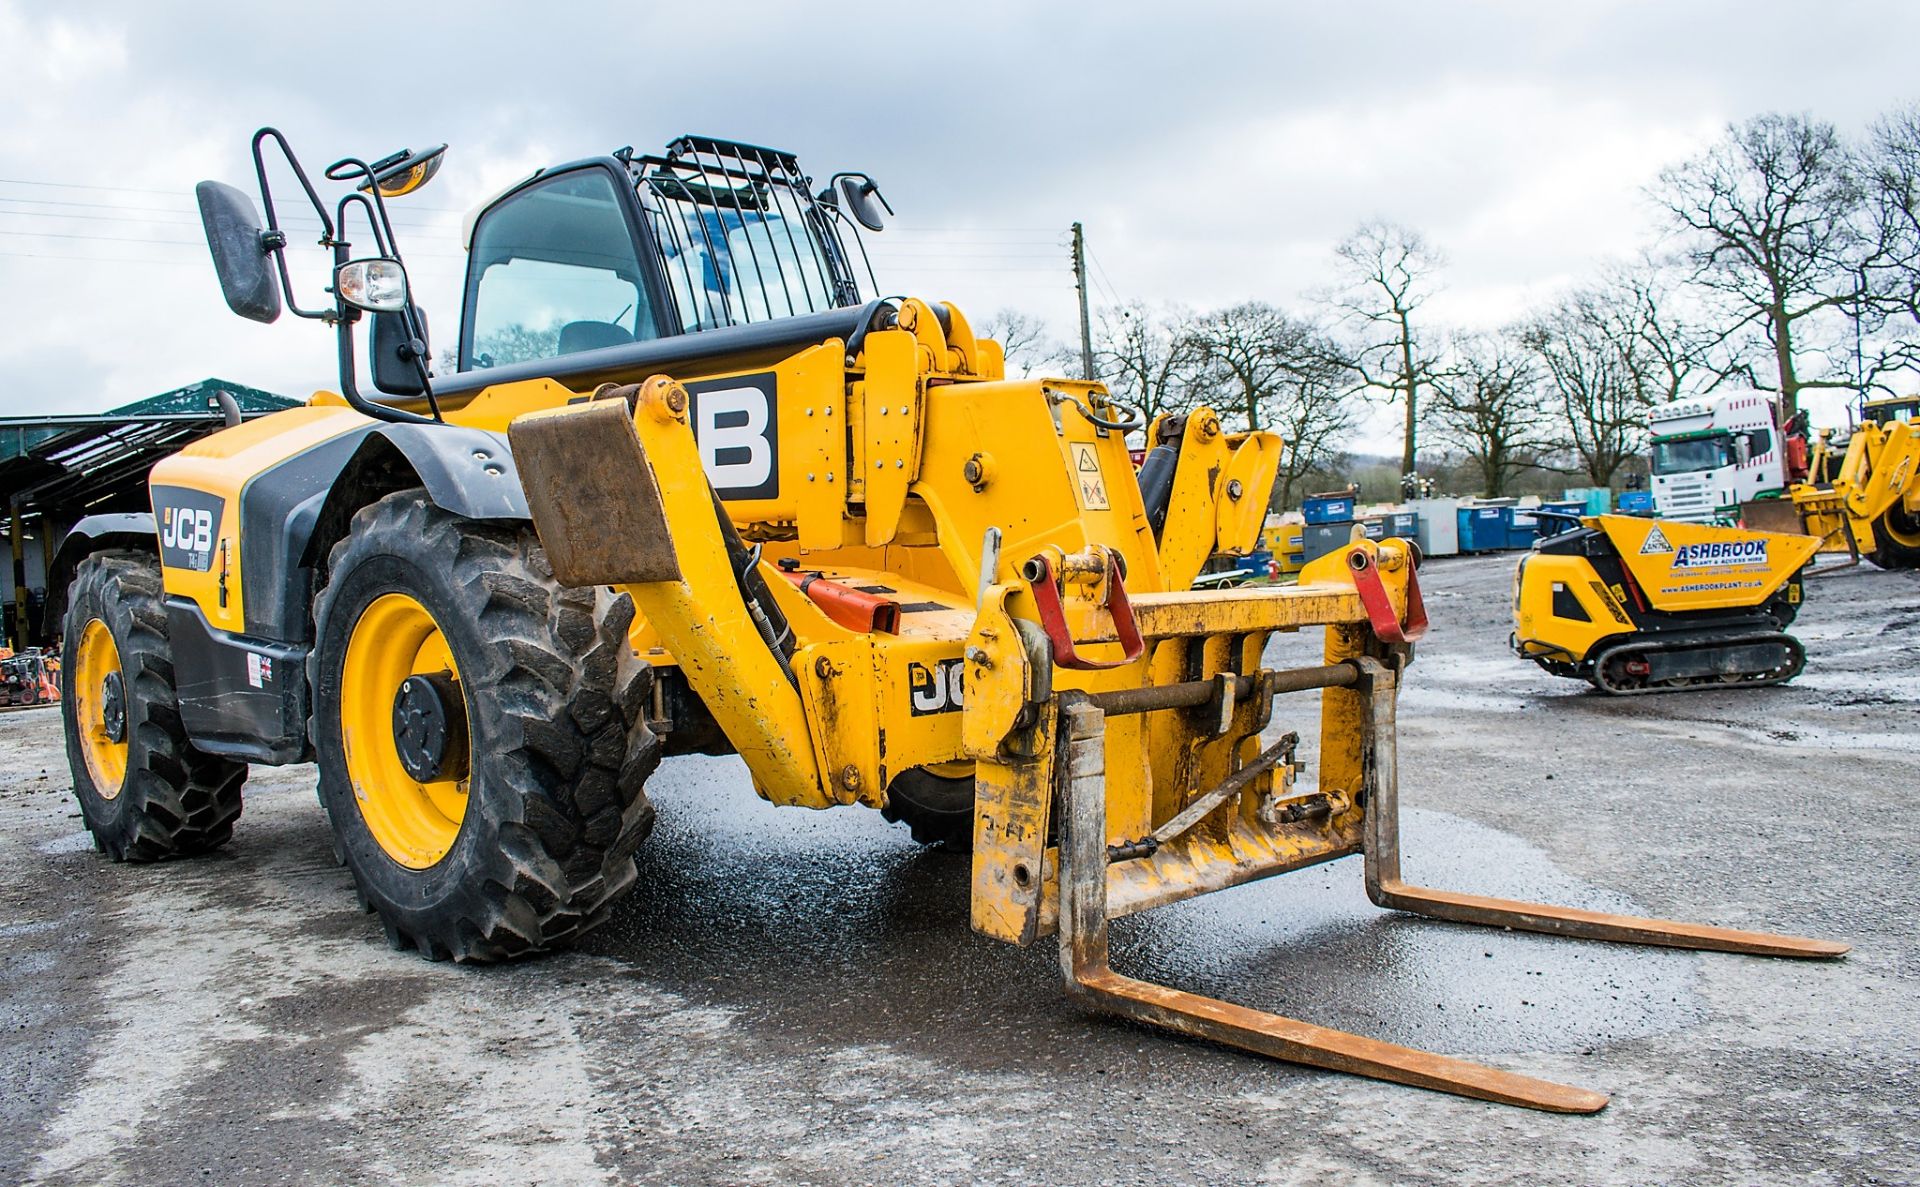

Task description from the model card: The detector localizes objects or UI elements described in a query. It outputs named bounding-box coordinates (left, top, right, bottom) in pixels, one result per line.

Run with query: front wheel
left=310, top=491, right=660, bottom=962
left=881, top=765, right=976, bottom=850
left=1867, top=505, right=1920, bottom=570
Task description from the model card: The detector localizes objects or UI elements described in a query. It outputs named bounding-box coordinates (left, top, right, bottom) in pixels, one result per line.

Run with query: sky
left=1, top=1, right=1914, bottom=449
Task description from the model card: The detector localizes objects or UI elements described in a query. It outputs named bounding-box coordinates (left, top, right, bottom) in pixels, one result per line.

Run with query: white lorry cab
left=1648, top=393, right=1797, bottom=522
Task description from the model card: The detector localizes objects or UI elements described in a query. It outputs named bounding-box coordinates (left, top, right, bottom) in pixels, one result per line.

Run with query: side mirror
left=360, top=144, right=448, bottom=198
left=832, top=173, right=891, bottom=232
left=196, top=180, right=281, bottom=323
left=371, top=308, right=430, bottom=397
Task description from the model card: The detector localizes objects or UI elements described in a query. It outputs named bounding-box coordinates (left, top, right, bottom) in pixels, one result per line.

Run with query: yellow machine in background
left=51, top=126, right=1849, bottom=1116
left=1745, top=396, right=1920, bottom=569
left=1262, top=520, right=1306, bottom=574
left=1515, top=514, right=1820, bottom=693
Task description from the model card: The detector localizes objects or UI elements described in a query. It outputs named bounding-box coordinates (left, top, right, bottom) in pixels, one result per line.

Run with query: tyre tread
left=310, top=491, right=658, bottom=962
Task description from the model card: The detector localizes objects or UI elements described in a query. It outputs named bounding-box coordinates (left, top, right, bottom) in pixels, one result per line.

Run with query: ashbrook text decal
left=1671, top=539, right=1768, bottom=570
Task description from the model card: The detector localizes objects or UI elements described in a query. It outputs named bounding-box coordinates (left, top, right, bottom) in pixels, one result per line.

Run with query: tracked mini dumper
left=55, top=128, right=1848, bottom=1114
left=1514, top=513, right=1821, bottom=694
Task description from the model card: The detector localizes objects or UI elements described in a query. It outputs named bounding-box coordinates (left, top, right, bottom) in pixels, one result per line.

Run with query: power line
left=0, top=209, right=465, bottom=245
left=0, top=250, right=202, bottom=266
left=0, top=193, right=458, bottom=225
left=0, top=228, right=203, bottom=246
left=0, top=177, right=471, bottom=214
left=0, top=208, right=202, bottom=227
left=1089, top=250, right=1125, bottom=307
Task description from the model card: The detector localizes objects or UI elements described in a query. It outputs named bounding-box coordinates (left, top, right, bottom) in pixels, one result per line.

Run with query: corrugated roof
left=0, top=379, right=298, bottom=517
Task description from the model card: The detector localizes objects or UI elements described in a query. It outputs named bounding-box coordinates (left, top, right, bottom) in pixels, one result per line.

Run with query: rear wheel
left=1867, top=505, right=1920, bottom=570
left=61, top=551, right=246, bottom=860
left=310, top=491, right=659, bottom=962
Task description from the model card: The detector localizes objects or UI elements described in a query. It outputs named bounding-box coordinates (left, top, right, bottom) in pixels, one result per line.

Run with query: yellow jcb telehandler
left=53, top=128, right=1847, bottom=1114
left=1744, top=396, right=1920, bottom=570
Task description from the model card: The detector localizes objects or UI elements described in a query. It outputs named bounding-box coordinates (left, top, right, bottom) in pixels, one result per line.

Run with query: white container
left=1407, top=497, right=1460, bottom=557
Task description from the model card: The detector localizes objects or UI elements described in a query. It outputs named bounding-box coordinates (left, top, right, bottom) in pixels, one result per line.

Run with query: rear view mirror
left=371, top=307, right=430, bottom=397
left=196, top=180, right=281, bottom=323
left=361, top=144, right=448, bottom=198
left=833, top=174, right=890, bottom=232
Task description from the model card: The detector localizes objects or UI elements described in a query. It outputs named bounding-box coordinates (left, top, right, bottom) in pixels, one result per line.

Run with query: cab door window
left=462, top=170, right=657, bottom=370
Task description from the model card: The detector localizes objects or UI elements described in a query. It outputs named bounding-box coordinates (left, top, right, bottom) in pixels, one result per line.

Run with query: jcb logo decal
left=908, top=658, right=965, bottom=716
left=163, top=508, right=214, bottom=551
left=152, top=486, right=225, bottom=572
left=686, top=373, right=779, bottom=501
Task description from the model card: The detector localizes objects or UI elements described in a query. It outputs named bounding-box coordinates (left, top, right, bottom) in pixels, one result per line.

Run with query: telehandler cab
left=55, top=128, right=1847, bottom=1112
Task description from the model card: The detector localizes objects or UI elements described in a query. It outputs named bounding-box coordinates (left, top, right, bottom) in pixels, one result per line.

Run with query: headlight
left=335, top=258, right=408, bottom=313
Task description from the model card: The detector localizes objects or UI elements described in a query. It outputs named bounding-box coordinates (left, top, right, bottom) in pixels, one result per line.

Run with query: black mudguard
left=47, top=513, right=158, bottom=639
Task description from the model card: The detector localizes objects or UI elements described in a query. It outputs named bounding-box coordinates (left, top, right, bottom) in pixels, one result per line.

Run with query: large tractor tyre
left=1867, top=505, right=1920, bottom=570
left=881, top=766, right=976, bottom=850
left=309, top=491, right=659, bottom=962
left=61, top=551, right=247, bottom=861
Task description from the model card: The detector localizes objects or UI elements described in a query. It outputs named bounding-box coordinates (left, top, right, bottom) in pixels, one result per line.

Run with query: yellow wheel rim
left=73, top=618, right=129, bottom=798
left=340, top=593, right=470, bottom=869
left=1883, top=510, right=1920, bottom=550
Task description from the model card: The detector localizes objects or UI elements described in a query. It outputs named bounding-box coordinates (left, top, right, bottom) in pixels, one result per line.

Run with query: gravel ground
left=1, top=552, right=1914, bottom=1186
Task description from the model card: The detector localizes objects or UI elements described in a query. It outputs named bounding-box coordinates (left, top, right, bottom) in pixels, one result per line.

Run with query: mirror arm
left=327, top=181, right=440, bottom=422
left=241, top=130, right=441, bottom=425
left=250, top=128, right=339, bottom=321
left=334, top=303, right=437, bottom=426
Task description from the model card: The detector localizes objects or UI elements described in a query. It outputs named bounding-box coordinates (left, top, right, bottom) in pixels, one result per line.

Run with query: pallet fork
left=975, top=546, right=1848, bottom=1114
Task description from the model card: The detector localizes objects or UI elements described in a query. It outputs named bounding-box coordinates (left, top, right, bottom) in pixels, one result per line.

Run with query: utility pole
left=1071, top=221, right=1093, bottom=380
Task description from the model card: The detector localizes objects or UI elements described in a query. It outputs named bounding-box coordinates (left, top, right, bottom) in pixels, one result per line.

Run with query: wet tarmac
left=1, top=553, right=1914, bottom=1185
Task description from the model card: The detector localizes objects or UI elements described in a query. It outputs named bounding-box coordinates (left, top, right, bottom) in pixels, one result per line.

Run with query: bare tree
left=1522, top=295, right=1635, bottom=486
left=1181, top=303, right=1357, bottom=508
left=1655, top=112, right=1892, bottom=418
left=1332, top=220, right=1446, bottom=475
left=1263, top=325, right=1359, bottom=509
left=1429, top=332, right=1559, bottom=497
left=1522, top=262, right=1715, bottom=486
left=978, top=308, right=1057, bottom=376
left=1091, top=302, right=1203, bottom=424
left=1184, top=302, right=1297, bottom=432
left=1864, top=105, right=1920, bottom=375
left=1610, top=259, right=1727, bottom=404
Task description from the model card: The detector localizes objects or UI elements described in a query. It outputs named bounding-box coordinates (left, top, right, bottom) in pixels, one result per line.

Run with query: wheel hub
left=391, top=673, right=468, bottom=783
left=100, top=670, right=127, bottom=744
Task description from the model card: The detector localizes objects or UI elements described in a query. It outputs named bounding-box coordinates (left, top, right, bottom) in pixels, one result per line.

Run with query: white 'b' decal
left=697, top=386, right=772, bottom=492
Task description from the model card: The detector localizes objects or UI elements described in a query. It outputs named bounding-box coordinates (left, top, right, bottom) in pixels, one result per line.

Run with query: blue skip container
left=1303, top=494, right=1357, bottom=525
left=1456, top=506, right=1510, bottom=554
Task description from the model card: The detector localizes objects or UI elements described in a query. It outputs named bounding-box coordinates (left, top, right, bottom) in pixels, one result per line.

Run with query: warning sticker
left=1069, top=441, right=1109, bottom=510
left=1639, top=525, right=1673, bottom=555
